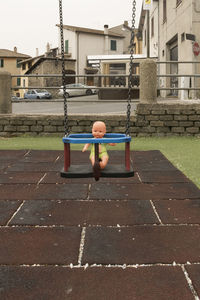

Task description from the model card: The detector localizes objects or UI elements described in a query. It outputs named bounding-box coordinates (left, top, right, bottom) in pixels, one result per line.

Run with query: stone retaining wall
left=0, top=102, right=200, bottom=137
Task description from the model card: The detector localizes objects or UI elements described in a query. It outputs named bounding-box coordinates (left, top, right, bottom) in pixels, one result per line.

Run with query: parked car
left=24, top=89, right=52, bottom=99
left=11, top=96, right=22, bottom=101
left=58, top=83, right=98, bottom=98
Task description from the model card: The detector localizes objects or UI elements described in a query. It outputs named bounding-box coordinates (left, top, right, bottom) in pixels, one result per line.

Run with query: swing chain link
left=59, top=0, right=69, bottom=136
left=126, top=0, right=136, bottom=136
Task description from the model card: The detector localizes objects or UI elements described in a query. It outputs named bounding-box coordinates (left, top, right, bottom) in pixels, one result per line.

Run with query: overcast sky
left=1, top=0, right=143, bottom=57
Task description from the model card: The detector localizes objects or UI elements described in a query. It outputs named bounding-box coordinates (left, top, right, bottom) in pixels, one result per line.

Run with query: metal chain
left=126, top=0, right=136, bottom=136
left=59, top=0, right=69, bottom=136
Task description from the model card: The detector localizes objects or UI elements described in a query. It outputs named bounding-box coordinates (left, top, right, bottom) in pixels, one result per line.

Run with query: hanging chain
left=126, top=0, right=136, bottom=136
left=59, top=0, right=69, bottom=136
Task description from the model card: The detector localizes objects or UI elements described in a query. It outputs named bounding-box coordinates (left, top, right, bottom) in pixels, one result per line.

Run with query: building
left=139, top=0, right=200, bottom=99
left=57, top=22, right=142, bottom=86
left=0, top=47, right=30, bottom=97
left=20, top=47, right=76, bottom=98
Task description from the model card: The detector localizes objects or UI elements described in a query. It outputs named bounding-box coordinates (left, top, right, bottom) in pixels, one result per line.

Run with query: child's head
left=92, top=121, right=106, bottom=138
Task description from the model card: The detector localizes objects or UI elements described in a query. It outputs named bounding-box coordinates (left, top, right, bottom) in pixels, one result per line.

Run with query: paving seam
left=86, top=184, right=91, bottom=200
left=2, top=224, right=200, bottom=228
left=37, top=173, right=47, bottom=185
left=0, top=262, right=200, bottom=268
left=181, top=265, right=200, bottom=300
left=137, top=172, right=142, bottom=183
left=78, top=227, right=86, bottom=266
left=24, top=150, right=31, bottom=157
left=150, top=200, right=163, bottom=224
left=5, top=200, right=25, bottom=226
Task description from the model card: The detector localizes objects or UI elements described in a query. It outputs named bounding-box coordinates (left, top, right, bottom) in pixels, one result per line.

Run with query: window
left=17, top=78, right=21, bottom=86
left=163, top=0, right=167, bottom=23
left=16, top=59, right=22, bottom=68
left=176, top=0, right=182, bottom=6
left=65, top=40, right=69, bottom=53
left=151, top=17, right=154, bottom=37
left=0, top=59, right=4, bottom=68
left=110, top=40, right=117, bottom=51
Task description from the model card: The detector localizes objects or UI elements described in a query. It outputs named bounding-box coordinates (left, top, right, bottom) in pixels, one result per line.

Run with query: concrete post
left=0, top=71, right=12, bottom=113
left=140, top=59, right=157, bottom=103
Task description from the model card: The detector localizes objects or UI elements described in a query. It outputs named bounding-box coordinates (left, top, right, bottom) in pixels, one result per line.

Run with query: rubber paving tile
left=82, top=226, right=200, bottom=264
left=0, top=227, right=81, bottom=265
left=138, top=170, right=190, bottom=183
left=153, top=199, right=200, bottom=224
left=20, top=150, right=63, bottom=162
left=185, top=264, right=200, bottom=297
left=0, top=172, right=45, bottom=184
left=0, top=266, right=194, bottom=300
left=0, top=150, right=27, bottom=160
left=7, top=160, right=63, bottom=172
left=42, top=171, right=140, bottom=184
left=133, top=160, right=177, bottom=172
left=132, top=150, right=168, bottom=162
left=35, top=183, right=89, bottom=200
left=0, top=184, right=37, bottom=200
left=0, top=200, right=22, bottom=225
left=10, top=199, right=158, bottom=226
left=89, top=182, right=200, bottom=200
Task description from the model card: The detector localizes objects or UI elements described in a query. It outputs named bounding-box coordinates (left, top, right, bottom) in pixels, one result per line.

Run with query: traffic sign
left=193, top=42, right=200, bottom=56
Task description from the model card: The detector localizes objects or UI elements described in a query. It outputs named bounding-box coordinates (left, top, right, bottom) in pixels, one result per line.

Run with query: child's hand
left=82, top=143, right=90, bottom=152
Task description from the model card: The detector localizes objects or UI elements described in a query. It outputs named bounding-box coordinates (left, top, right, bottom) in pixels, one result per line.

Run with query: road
left=12, top=95, right=138, bottom=115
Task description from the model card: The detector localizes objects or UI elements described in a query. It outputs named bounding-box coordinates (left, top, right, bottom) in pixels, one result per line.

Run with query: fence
left=10, top=60, right=200, bottom=99
left=1, top=59, right=200, bottom=136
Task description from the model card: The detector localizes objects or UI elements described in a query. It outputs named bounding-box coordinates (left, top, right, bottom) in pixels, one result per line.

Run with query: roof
left=0, top=49, right=30, bottom=59
left=56, top=24, right=124, bottom=39
left=25, top=57, right=76, bottom=74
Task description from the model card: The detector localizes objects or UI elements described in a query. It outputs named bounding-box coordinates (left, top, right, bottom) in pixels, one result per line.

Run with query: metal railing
left=11, top=61, right=200, bottom=94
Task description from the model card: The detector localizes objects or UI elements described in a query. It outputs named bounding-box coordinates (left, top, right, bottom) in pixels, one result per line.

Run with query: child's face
left=92, top=122, right=106, bottom=138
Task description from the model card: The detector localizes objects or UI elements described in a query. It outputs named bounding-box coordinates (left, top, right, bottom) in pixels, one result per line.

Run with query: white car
left=58, top=83, right=98, bottom=98
left=24, top=89, right=52, bottom=99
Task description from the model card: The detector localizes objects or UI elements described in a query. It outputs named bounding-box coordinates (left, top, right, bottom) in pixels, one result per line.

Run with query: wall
left=1, top=102, right=200, bottom=137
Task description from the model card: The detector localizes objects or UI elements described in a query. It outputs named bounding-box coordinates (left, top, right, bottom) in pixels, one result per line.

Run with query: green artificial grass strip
left=0, top=136, right=200, bottom=188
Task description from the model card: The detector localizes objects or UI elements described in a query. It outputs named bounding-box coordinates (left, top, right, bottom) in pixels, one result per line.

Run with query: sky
left=1, top=0, right=143, bottom=57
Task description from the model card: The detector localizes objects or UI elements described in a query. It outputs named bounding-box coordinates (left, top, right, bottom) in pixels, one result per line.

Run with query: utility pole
left=147, top=10, right=150, bottom=58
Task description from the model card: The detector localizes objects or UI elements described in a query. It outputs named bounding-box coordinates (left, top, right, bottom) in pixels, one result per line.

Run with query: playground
left=0, top=148, right=200, bottom=299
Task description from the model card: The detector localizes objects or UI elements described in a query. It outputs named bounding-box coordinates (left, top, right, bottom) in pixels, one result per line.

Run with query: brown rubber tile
left=0, top=184, right=36, bottom=200
left=42, top=171, right=140, bottom=184
left=0, top=150, right=27, bottom=160
left=89, top=182, right=200, bottom=200
left=35, top=183, right=89, bottom=200
left=132, top=150, right=168, bottom=162
left=0, top=266, right=194, bottom=300
left=83, top=226, right=200, bottom=264
left=0, top=200, right=22, bottom=225
left=0, top=227, right=81, bottom=265
left=10, top=199, right=158, bottom=226
left=153, top=199, right=200, bottom=224
left=7, top=161, right=63, bottom=172
left=21, top=150, right=63, bottom=162
left=139, top=170, right=190, bottom=183
left=0, top=172, right=45, bottom=184
left=42, top=172, right=97, bottom=184
left=185, top=265, right=200, bottom=297
left=133, top=160, right=177, bottom=172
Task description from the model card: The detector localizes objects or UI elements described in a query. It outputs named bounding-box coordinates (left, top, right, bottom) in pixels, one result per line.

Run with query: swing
left=59, top=0, right=136, bottom=180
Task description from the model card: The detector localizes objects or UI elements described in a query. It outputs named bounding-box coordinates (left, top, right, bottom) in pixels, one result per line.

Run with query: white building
left=57, top=24, right=126, bottom=78
left=139, top=0, right=200, bottom=99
